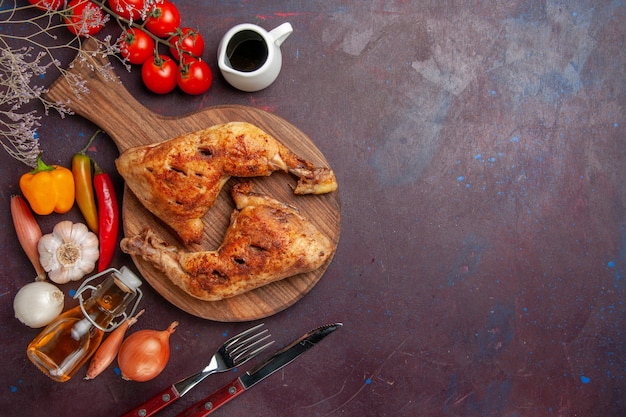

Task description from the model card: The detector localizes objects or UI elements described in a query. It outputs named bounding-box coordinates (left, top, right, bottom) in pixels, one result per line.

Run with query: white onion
left=14, top=281, right=65, bottom=328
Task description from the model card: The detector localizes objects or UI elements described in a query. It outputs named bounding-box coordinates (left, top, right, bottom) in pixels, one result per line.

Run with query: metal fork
left=121, top=323, right=273, bottom=417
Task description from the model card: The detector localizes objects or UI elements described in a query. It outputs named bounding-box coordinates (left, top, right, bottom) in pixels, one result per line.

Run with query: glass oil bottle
left=27, top=266, right=143, bottom=382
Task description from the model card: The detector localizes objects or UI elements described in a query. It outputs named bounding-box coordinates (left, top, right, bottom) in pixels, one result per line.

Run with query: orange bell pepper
left=19, top=155, right=75, bottom=215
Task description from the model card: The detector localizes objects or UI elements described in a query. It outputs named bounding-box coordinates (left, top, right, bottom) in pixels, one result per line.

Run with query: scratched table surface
left=1, top=1, right=624, bottom=416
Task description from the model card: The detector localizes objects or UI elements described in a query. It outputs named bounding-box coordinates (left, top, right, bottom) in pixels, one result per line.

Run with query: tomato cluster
left=28, top=0, right=213, bottom=96
left=112, top=0, right=213, bottom=95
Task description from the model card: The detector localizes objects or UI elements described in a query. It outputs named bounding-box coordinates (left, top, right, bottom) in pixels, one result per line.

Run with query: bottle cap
left=116, top=266, right=142, bottom=292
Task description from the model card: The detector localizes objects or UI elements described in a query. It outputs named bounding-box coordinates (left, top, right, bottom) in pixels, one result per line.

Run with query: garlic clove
left=82, top=246, right=100, bottom=260
left=54, top=220, right=74, bottom=242
left=68, top=267, right=85, bottom=282
left=76, top=259, right=96, bottom=276
left=38, top=236, right=61, bottom=272
left=49, top=268, right=70, bottom=285
left=70, top=222, right=90, bottom=244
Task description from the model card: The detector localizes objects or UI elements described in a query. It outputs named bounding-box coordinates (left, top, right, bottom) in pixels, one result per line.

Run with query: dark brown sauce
left=227, top=33, right=268, bottom=72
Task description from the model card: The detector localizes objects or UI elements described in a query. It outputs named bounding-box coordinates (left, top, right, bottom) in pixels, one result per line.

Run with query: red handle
left=120, top=385, right=181, bottom=417
left=176, top=378, right=245, bottom=417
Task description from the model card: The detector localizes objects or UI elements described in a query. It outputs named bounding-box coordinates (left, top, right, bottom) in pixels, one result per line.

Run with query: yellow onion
left=117, top=321, right=178, bottom=382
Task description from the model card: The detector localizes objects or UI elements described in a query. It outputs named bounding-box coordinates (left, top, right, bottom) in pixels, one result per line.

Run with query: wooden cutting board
left=45, top=38, right=341, bottom=322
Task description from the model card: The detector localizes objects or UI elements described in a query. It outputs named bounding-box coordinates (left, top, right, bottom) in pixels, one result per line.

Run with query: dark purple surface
left=1, top=1, right=624, bottom=416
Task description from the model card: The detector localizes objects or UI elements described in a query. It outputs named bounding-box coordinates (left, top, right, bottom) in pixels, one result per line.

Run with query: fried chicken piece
left=115, top=122, right=337, bottom=244
left=120, top=182, right=334, bottom=301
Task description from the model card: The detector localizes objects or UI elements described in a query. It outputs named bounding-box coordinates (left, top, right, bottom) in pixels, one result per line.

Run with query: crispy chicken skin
left=115, top=122, right=337, bottom=244
left=120, top=183, right=334, bottom=301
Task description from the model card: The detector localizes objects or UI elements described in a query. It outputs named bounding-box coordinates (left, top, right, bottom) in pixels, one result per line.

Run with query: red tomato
left=64, top=0, right=106, bottom=36
left=28, top=0, right=64, bottom=10
left=141, top=55, right=178, bottom=94
left=118, top=28, right=154, bottom=65
left=177, top=58, right=212, bottom=95
left=169, top=28, right=205, bottom=61
left=145, top=0, right=180, bottom=38
left=107, top=0, right=146, bottom=20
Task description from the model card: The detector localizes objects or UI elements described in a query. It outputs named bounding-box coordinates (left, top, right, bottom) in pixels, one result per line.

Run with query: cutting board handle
left=45, top=38, right=171, bottom=152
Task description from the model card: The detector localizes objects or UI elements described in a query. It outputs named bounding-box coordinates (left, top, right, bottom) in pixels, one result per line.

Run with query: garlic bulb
left=38, top=221, right=100, bottom=284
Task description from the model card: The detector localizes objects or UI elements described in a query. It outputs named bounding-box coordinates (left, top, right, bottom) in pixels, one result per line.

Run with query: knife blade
left=176, top=323, right=342, bottom=417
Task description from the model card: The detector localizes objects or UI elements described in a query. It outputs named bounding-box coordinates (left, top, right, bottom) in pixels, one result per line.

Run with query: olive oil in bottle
left=27, top=267, right=142, bottom=382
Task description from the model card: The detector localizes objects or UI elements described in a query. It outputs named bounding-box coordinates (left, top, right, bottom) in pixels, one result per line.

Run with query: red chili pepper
left=93, top=162, right=119, bottom=272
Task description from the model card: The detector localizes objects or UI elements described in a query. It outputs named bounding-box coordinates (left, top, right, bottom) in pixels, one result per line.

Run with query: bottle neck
left=84, top=297, right=117, bottom=328
left=78, top=276, right=138, bottom=333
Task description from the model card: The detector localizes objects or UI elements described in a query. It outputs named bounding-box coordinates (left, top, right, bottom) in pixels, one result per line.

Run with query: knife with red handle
left=176, top=323, right=342, bottom=417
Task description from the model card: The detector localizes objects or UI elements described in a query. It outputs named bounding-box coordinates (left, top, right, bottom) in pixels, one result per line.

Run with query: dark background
left=1, top=1, right=624, bottom=416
